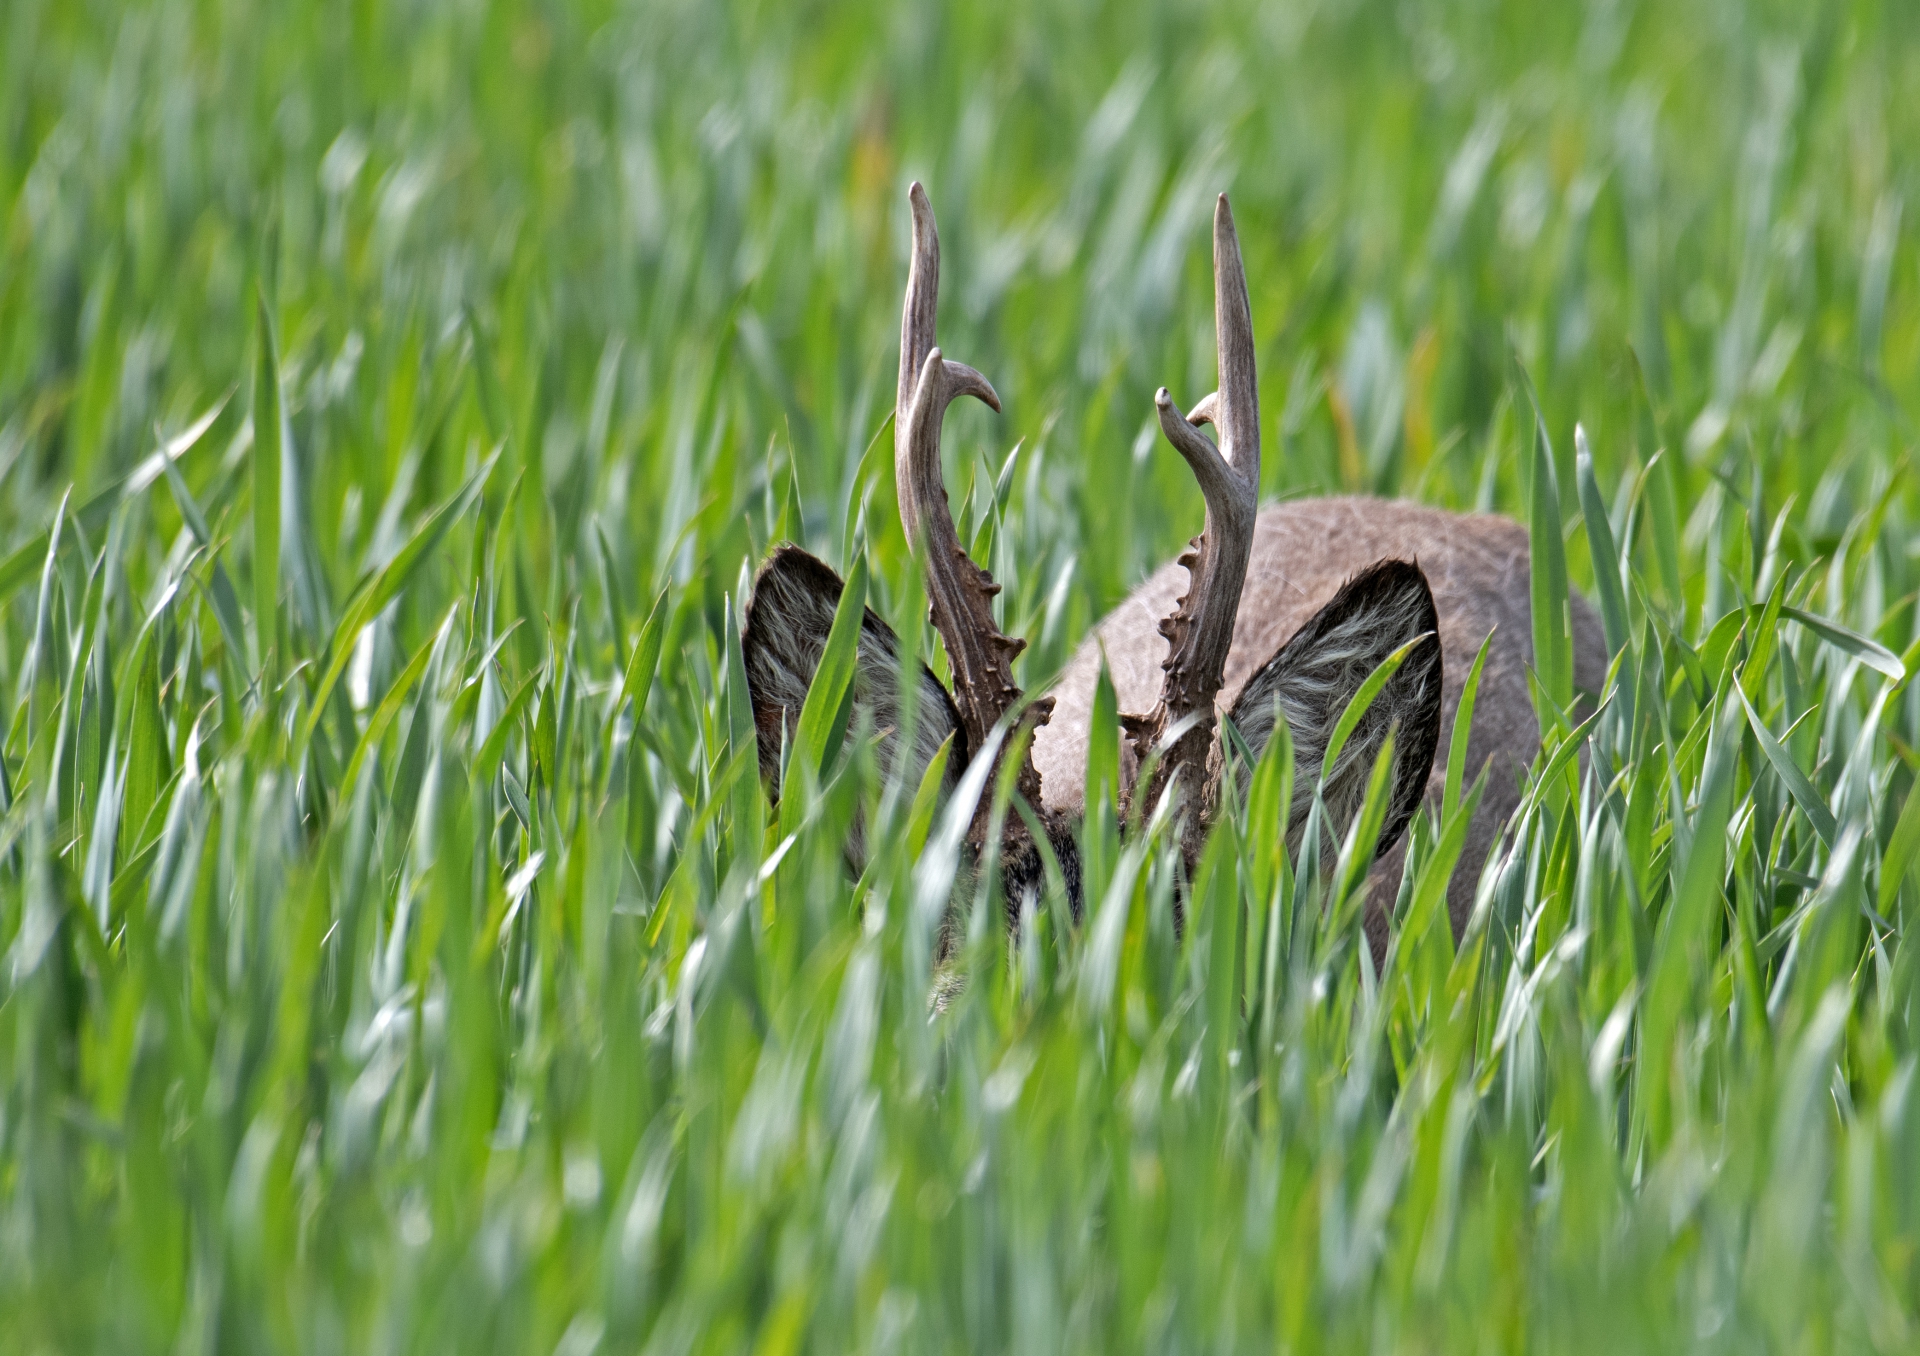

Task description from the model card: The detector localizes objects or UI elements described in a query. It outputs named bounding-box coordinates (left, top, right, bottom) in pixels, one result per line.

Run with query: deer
left=744, top=183, right=1606, bottom=957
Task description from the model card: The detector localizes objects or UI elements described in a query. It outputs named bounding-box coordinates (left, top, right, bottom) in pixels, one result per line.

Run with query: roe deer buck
left=744, top=183, right=1606, bottom=952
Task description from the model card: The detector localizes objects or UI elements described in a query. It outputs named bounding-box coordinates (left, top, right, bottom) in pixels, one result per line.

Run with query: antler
left=896, top=183, right=1051, bottom=821
left=1128, top=194, right=1261, bottom=833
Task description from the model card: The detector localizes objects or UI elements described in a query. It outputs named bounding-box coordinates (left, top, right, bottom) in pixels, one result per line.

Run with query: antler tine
left=896, top=183, right=1051, bottom=818
left=1130, top=193, right=1261, bottom=833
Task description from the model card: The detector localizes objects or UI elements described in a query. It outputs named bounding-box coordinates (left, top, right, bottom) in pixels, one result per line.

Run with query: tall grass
left=3, top=0, right=1920, bottom=1349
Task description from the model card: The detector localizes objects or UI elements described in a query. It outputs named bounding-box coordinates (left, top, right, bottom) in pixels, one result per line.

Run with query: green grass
left=4, top=0, right=1920, bottom=1350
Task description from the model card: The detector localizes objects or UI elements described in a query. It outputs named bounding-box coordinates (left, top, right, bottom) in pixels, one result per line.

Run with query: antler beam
left=1129, top=193, right=1261, bottom=833
left=896, top=183, right=1051, bottom=819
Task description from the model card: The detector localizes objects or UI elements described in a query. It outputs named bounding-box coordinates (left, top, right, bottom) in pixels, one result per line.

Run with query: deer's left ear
left=742, top=544, right=967, bottom=804
left=1226, top=558, right=1443, bottom=860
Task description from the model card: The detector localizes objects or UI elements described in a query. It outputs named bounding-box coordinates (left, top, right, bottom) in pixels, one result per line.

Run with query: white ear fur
left=1227, top=558, right=1443, bottom=860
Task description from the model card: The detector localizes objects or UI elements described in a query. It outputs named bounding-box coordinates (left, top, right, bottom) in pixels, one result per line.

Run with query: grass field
left=5, top=0, right=1920, bottom=1350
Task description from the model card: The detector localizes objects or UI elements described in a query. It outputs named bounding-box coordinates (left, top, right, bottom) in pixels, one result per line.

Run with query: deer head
left=744, top=184, right=1443, bottom=919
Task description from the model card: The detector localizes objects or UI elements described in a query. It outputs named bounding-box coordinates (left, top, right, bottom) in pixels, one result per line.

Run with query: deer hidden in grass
left=743, top=183, right=1606, bottom=956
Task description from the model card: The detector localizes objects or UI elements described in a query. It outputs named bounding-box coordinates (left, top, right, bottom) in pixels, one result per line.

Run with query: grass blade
left=1734, top=684, right=1836, bottom=848
left=252, top=290, right=283, bottom=673
left=1879, top=780, right=1920, bottom=919
left=1443, top=628, right=1493, bottom=825
left=1320, top=630, right=1435, bottom=786
left=1574, top=424, right=1629, bottom=656
left=297, top=454, right=496, bottom=758
left=790, top=554, right=868, bottom=786
left=1517, top=359, right=1572, bottom=714
left=339, top=607, right=456, bottom=798
left=1781, top=606, right=1905, bottom=681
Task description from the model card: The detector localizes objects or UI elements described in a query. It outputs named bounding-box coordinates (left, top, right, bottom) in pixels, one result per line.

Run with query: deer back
left=1031, top=495, right=1609, bottom=945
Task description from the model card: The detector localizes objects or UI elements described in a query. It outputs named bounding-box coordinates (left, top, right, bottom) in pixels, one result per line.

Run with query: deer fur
left=1224, top=556, right=1444, bottom=863
left=742, top=181, right=1608, bottom=963
left=1032, top=497, right=1607, bottom=951
left=742, top=543, right=1074, bottom=907
left=742, top=543, right=966, bottom=807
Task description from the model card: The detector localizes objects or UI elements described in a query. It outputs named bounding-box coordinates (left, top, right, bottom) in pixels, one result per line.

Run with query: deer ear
left=742, top=544, right=968, bottom=804
left=1226, top=558, right=1443, bottom=860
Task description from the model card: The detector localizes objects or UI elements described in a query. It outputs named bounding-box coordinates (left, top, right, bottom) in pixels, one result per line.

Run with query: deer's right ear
left=1226, top=559, right=1443, bottom=860
left=742, top=544, right=968, bottom=803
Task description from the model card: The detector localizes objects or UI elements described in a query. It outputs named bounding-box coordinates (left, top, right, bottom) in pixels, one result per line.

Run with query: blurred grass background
left=4, top=0, right=1920, bottom=1350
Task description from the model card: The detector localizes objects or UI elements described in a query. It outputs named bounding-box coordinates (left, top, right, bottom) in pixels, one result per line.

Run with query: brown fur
left=1031, top=497, right=1608, bottom=950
